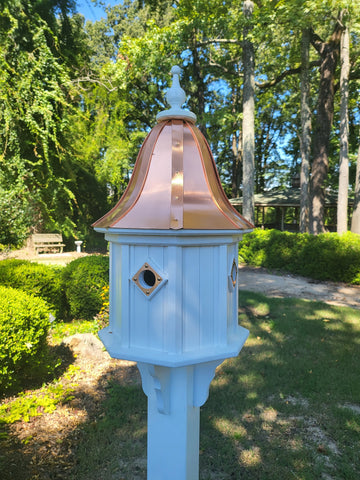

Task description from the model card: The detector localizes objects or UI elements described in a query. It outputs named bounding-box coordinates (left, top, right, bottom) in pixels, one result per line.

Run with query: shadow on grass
left=0, top=343, right=75, bottom=400
left=69, top=371, right=147, bottom=480
left=0, top=362, right=147, bottom=480
left=1, top=291, right=360, bottom=479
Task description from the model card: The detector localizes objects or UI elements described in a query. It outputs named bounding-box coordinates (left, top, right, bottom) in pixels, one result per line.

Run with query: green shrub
left=0, top=286, right=51, bottom=394
left=0, top=259, right=64, bottom=318
left=239, top=229, right=360, bottom=284
left=61, top=255, right=109, bottom=320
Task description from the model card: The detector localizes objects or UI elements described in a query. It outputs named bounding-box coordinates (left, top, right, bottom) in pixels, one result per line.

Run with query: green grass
left=72, top=380, right=147, bottom=479
left=1, top=293, right=360, bottom=479
left=49, top=318, right=102, bottom=344
left=199, top=292, right=360, bottom=480
left=68, top=293, right=360, bottom=480
left=0, top=364, right=80, bottom=424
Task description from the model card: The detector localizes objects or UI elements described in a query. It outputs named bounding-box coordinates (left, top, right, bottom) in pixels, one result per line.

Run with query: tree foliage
left=0, top=0, right=106, bottom=247
left=0, top=0, right=359, bottom=247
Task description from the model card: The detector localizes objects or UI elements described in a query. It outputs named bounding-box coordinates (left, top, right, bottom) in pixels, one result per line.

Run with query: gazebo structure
left=230, top=188, right=352, bottom=232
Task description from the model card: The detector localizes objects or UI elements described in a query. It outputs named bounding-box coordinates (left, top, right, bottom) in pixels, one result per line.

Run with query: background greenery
left=1, top=230, right=359, bottom=395
left=0, top=0, right=359, bottom=248
left=0, top=286, right=51, bottom=393
left=61, top=255, right=109, bottom=320
left=239, top=228, right=360, bottom=284
left=0, top=260, right=64, bottom=317
left=0, top=254, right=108, bottom=395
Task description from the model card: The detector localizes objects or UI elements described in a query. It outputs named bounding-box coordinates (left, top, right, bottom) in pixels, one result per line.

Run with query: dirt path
left=238, top=265, right=360, bottom=310
left=0, top=248, right=88, bottom=265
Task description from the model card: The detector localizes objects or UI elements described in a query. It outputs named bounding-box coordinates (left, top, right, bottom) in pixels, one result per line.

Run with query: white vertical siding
left=164, top=245, right=183, bottom=354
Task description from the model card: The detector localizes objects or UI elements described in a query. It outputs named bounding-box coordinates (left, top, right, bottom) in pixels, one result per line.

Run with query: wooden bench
left=32, top=233, right=65, bottom=254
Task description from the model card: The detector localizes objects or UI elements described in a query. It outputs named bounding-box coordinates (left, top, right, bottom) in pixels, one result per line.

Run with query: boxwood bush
left=0, top=259, right=64, bottom=319
left=239, top=229, right=360, bottom=284
left=61, top=255, right=109, bottom=320
left=0, top=286, right=51, bottom=394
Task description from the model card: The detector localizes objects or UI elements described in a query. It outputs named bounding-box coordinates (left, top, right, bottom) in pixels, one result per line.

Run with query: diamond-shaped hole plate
left=132, top=263, right=163, bottom=297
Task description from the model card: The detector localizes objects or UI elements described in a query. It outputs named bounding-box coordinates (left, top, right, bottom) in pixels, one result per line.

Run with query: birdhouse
left=93, top=66, right=252, bottom=367
left=93, top=66, right=253, bottom=480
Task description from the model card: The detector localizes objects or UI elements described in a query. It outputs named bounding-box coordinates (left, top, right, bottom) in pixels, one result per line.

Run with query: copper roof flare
left=93, top=66, right=253, bottom=231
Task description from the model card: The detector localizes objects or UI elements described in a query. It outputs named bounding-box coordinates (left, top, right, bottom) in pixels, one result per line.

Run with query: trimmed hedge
left=0, top=286, right=51, bottom=393
left=61, top=255, right=109, bottom=320
left=239, top=229, right=360, bottom=284
left=0, top=256, right=110, bottom=321
left=0, top=259, right=64, bottom=318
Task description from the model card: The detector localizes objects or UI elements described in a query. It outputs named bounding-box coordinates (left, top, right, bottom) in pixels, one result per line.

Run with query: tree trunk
left=351, top=144, right=360, bottom=234
left=231, top=89, right=243, bottom=198
left=242, top=0, right=255, bottom=224
left=309, top=21, right=342, bottom=234
left=231, top=131, right=242, bottom=198
left=299, top=28, right=311, bottom=233
left=337, top=19, right=350, bottom=234
left=189, top=29, right=207, bottom=136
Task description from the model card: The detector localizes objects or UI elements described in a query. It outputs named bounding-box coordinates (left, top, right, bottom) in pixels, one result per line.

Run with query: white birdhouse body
left=95, top=229, right=248, bottom=366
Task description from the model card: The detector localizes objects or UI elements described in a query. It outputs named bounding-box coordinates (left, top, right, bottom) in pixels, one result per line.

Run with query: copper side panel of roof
left=93, top=122, right=169, bottom=229
left=184, top=123, right=253, bottom=230
left=93, top=119, right=253, bottom=230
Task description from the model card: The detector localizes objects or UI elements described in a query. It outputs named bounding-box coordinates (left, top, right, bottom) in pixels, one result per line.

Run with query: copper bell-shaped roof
left=93, top=66, right=253, bottom=231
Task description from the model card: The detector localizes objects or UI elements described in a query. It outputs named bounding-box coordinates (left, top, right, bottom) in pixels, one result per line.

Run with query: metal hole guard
left=132, top=262, right=163, bottom=297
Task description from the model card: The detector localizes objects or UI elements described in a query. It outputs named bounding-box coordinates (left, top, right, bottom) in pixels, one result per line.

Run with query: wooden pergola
left=230, top=188, right=353, bottom=232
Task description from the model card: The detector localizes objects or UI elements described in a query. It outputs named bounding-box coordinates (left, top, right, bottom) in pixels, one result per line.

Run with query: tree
left=242, top=0, right=255, bottom=224
left=0, top=1, right=107, bottom=246
left=4, top=0, right=356, bottom=246
left=351, top=144, right=360, bottom=234
left=74, top=0, right=178, bottom=202
left=81, top=0, right=360, bottom=237
left=299, top=28, right=311, bottom=233
left=308, top=8, right=355, bottom=234
left=337, top=13, right=350, bottom=234
left=249, top=1, right=359, bottom=233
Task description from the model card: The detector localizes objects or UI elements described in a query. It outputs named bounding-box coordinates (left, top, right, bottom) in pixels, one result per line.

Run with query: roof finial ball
left=156, top=65, right=197, bottom=123
left=166, top=66, right=186, bottom=110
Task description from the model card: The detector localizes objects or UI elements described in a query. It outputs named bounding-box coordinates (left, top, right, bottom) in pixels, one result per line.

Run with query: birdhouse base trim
left=95, top=227, right=253, bottom=242
left=98, top=325, right=249, bottom=367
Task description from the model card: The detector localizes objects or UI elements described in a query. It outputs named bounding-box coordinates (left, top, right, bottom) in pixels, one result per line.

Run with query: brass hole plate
left=132, top=263, right=163, bottom=296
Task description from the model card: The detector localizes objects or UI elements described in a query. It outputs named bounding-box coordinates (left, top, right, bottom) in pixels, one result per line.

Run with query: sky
left=76, top=0, right=119, bottom=22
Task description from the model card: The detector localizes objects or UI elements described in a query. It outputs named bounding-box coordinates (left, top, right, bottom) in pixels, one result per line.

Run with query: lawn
left=1, top=291, right=360, bottom=479
left=201, top=292, right=360, bottom=480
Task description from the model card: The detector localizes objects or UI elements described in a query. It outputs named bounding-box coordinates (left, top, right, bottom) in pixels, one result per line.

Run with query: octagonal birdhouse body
left=93, top=66, right=253, bottom=367
left=95, top=229, right=248, bottom=366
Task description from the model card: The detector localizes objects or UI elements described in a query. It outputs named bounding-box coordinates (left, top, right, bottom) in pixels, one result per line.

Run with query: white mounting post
left=138, top=361, right=222, bottom=480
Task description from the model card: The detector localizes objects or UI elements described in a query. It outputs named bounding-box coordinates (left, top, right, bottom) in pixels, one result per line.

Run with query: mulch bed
left=0, top=335, right=141, bottom=480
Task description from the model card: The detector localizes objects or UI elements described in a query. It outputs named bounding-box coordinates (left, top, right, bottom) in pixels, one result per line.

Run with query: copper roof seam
left=170, top=120, right=184, bottom=230
left=93, top=117, right=253, bottom=230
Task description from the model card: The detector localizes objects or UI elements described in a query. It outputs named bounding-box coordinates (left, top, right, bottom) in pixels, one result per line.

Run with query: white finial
left=156, top=66, right=197, bottom=123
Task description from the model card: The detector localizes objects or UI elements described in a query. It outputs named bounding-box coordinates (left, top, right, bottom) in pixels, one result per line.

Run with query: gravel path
left=238, top=265, right=360, bottom=310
